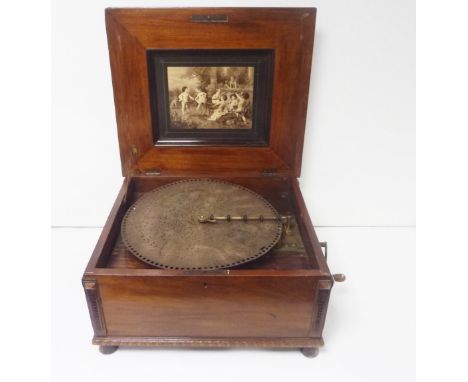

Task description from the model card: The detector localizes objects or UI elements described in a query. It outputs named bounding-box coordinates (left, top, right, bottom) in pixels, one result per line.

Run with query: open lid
left=106, top=8, right=316, bottom=177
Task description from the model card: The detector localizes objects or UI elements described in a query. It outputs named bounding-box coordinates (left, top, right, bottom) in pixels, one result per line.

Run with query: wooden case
left=83, top=8, right=340, bottom=358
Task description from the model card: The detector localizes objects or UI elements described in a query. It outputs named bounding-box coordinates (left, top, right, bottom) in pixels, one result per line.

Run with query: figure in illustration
left=227, top=75, right=238, bottom=89
left=235, top=92, right=251, bottom=123
left=178, top=86, right=194, bottom=115
left=208, top=94, right=229, bottom=121
left=195, top=87, right=208, bottom=115
left=228, top=93, right=239, bottom=111
left=211, top=88, right=222, bottom=106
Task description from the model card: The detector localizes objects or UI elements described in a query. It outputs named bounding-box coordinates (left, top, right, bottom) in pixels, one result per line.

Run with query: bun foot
left=99, top=345, right=119, bottom=354
left=300, top=347, right=319, bottom=358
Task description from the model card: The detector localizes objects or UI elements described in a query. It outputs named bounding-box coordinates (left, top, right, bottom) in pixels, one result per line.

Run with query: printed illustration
left=167, top=66, right=254, bottom=129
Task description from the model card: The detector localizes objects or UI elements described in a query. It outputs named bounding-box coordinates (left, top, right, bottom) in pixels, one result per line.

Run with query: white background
left=52, top=0, right=415, bottom=228
left=49, top=1, right=416, bottom=382
left=3, top=0, right=460, bottom=381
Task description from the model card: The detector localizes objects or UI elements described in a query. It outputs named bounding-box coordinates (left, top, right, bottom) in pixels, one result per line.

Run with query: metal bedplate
left=121, top=179, right=283, bottom=270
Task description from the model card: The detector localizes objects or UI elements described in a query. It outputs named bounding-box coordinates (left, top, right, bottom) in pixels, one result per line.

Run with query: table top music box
left=82, top=7, right=345, bottom=358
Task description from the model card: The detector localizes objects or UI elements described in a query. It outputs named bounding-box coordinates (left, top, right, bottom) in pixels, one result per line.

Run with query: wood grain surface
left=82, top=8, right=332, bottom=353
left=105, top=8, right=316, bottom=177
left=97, top=275, right=318, bottom=338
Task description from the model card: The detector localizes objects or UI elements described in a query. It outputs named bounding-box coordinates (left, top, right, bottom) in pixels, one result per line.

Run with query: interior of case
left=94, top=176, right=320, bottom=271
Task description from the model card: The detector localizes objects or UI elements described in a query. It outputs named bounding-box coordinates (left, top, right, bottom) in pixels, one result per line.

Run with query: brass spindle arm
left=198, top=214, right=292, bottom=234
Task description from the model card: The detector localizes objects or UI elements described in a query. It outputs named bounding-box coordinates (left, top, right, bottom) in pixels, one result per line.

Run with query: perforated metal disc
left=121, top=179, right=282, bottom=270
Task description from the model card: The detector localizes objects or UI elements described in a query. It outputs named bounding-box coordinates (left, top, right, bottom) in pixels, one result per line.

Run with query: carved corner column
left=82, top=280, right=107, bottom=337
left=314, top=279, right=333, bottom=334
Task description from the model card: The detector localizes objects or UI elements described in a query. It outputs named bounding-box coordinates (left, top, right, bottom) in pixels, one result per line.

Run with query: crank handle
left=333, top=274, right=346, bottom=282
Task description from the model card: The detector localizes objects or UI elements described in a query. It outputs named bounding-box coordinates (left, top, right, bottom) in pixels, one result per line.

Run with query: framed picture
left=147, top=49, right=274, bottom=145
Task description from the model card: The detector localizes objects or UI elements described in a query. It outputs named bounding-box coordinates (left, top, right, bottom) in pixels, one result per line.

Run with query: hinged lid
left=106, top=7, right=316, bottom=177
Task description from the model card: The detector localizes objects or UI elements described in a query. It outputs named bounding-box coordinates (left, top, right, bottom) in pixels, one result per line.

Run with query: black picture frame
left=147, top=49, right=274, bottom=146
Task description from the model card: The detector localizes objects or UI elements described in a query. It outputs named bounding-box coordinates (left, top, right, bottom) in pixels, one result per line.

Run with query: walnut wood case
left=83, top=8, right=337, bottom=357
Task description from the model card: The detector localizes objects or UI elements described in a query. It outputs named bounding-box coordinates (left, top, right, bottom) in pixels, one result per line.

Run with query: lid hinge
left=261, top=168, right=278, bottom=177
